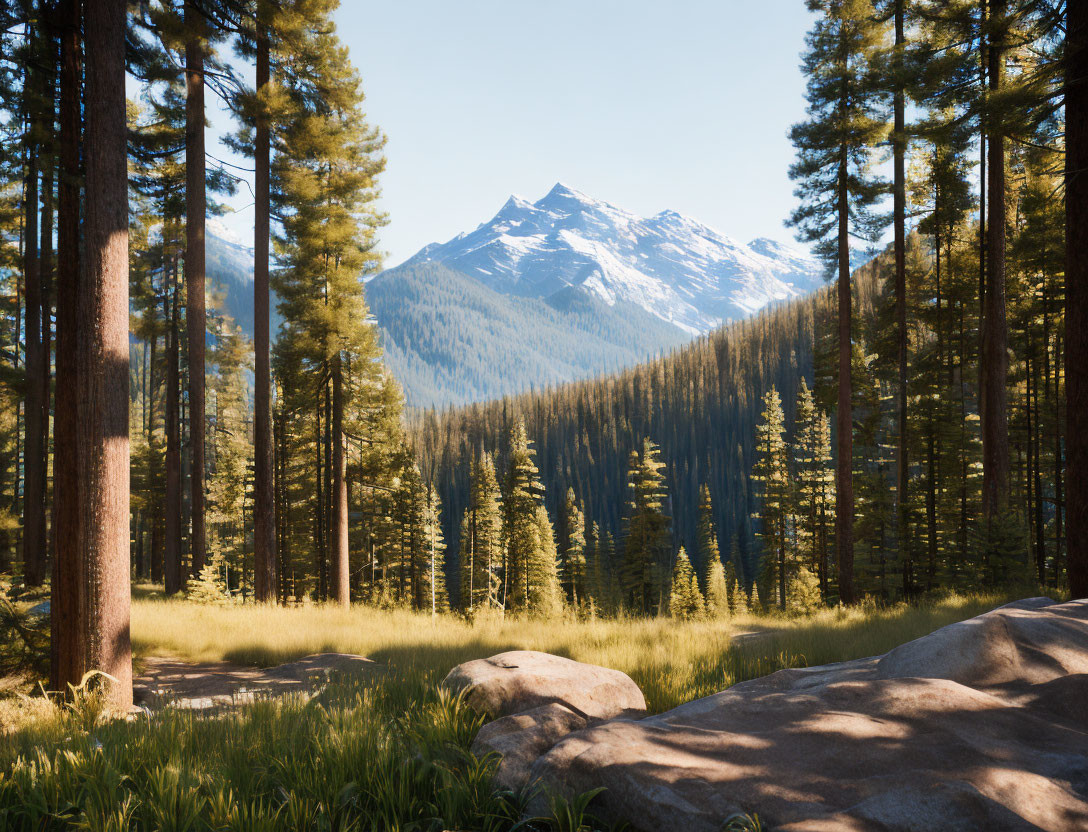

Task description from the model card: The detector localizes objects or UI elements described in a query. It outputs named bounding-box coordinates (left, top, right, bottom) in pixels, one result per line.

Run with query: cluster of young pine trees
left=453, top=420, right=755, bottom=620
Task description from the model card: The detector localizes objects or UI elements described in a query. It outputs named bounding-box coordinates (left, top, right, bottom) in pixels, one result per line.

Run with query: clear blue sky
left=212, top=0, right=818, bottom=266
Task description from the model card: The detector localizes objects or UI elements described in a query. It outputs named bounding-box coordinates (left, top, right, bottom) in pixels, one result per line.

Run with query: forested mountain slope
left=411, top=267, right=876, bottom=594
left=367, top=262, right=689, bottom=407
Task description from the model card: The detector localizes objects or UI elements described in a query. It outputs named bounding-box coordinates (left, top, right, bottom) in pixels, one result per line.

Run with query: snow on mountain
left=397, top=183, right=823, bottom=335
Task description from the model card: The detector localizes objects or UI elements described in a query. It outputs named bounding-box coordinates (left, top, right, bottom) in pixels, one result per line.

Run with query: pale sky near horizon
left=211, top=1, right=819, bottom=267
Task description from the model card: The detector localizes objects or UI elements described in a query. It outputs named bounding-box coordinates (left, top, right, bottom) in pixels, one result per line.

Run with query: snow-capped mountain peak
left=398, top=184, right=822, bottom=334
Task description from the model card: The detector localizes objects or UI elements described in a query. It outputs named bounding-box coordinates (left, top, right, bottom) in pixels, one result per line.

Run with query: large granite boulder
left=523, top=598, right=1088, bottom=831
left=441, top=650, right=646, bottom=720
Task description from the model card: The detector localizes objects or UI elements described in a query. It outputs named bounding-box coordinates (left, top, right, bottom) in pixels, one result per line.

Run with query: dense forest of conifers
left=0, top=0, right=1086, bottom=708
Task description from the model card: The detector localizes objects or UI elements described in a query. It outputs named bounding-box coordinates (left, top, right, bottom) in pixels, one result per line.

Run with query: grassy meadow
left=0, top=591, right=1028, bottom=830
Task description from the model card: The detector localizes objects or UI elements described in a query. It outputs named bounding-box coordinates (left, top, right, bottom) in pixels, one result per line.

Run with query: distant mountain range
left=370, top=184, right=822, bottom=406
left=203, top=186, right=824, bottom=408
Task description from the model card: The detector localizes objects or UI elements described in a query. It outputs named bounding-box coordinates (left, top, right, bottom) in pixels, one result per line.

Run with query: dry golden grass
left=131, top=591, right=1017, bottom=712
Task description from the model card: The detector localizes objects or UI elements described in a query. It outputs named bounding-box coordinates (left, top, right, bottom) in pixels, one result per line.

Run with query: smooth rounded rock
left=441, top=650, right=646, bottom=720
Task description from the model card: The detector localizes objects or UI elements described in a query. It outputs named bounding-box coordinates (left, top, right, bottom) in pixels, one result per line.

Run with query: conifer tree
left=207, top=311, right=253, bottom=589
left=730, top=572, right=749, bottom=616
left=704, top=557, right=730, bottom=618
left=622, top=438, right=671, bottom=615
left=695, top=484, right=720, bottom=588
left=271, top=0, right=386, bottom=606
left=421, top=484, right=447, bottom=615
left=503, top=419, right=557, bottom=613
left=789, top=0, right=889, bottom=604
left=668, top=547, right=703, bottom=620
left=530, top=503, right=563, bottom=616
left=560, top=488, right=586, bottom=606
left=460, top=452, right=503, bottom=611
left=752, top=387, right=792, bottom=607
left=793, top=379, right=835, bottom=597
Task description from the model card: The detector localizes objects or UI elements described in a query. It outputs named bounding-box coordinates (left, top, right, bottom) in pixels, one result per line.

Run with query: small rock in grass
left=441, top=650, right=646, bottom=720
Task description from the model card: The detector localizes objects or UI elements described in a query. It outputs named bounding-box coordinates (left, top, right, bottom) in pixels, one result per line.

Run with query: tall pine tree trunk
left=164, top=270, right=183, bottom=594
left=1066, top=0, right=1088, bottom=598
left=253, top=0, right=276, bottom=603
left=23, top=43, right=46, bottom=587
left=67, top=0, right=131, bottom=706
left=981, top=0, right=1010, bottom=529
left=50, top=0, right=81, bottom=693
left=892, top=0, right=909, bottom=599
left=185, top=0, right=207, bottom=578
left=836, top=153, right=855, bottom=604
left=331, top=355, right=349, bottom=606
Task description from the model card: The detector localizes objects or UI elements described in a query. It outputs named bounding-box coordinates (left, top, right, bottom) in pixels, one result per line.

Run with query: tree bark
left=22, top=38, right=46, bottom=587
left=981, top=0, right=1010, bottom=529
left=164, top=265, right=183, bottom=594
left=892, top=0, right=909, bottom=597
left=74, top=0, right=131, bottom=706
left=253, top=1, right=276, bottom=602
left=185, top=0, right=207, bottom=578
left=331, top=355, right=349, bottom=606
left=836, top=152, right=855, bottom=604
left=50, top=0, right=81, bottom=693
left=1067, top=0, right=1088, bottom=598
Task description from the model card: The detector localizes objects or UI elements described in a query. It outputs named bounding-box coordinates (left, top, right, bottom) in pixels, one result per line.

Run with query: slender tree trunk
left=892, top=0, right=909, bottom=600
left=981, top=0, right=1010, bottom=528
left=50, top=0, right=81, bottom=693
left=836, top=153, right=855, bottom=604
left=23, top=44, right=46, bottom=587
left=41, top=21, right=56, bottom=577
left=185, top=0, right=207, bottom=578
left=69, top=0, right=131, bottom=706
left=331, top=355, right=349, bottom=606
left=314, top=403, right=326, bottom=599
left=1031, top=352, right=1045, bottom=583
left=164, top=268, right=183, bottom=594
left=253, top=0, right=276, bottom=603
left=148, top=330, right=163, bottom=584
left=1066, top=0, right=1088, bottom=598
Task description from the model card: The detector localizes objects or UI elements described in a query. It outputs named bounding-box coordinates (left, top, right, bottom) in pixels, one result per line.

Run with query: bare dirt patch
left=134, top=652, right=383, bottom=710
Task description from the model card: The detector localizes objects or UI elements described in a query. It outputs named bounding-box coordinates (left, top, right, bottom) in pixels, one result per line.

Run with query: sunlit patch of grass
left=130, top=590, right=1019, bottom=712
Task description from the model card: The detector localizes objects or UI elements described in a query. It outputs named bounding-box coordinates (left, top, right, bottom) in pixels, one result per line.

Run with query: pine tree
left=695, top=484, right=720, bottom=588
left=460, top=452, right=503, bottom=611
left=207, top=310, right=253, bottom=592
left=668, top=547, right=703, bottom=620
left=789, top=0, right=889, bottom=604
left=52, top=0, right=132, bottom=706
left=271, top=0, right=387, bottom=606
left=560, top=488, right=586, bottom=607
left=752, top=387, right=792, bottom=607
left=420, top=484, right=447, bottom=615
left=530, top=503, right=563, bottom=617
left=503, top=419, right=558, bottom=613
left=704, top=557, right=730, bottom=619
left=622, top=438, right=671, bottom=615
left=730, top=573, right=749, bottom=616
left=794, top=379, right=835, bottom=597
